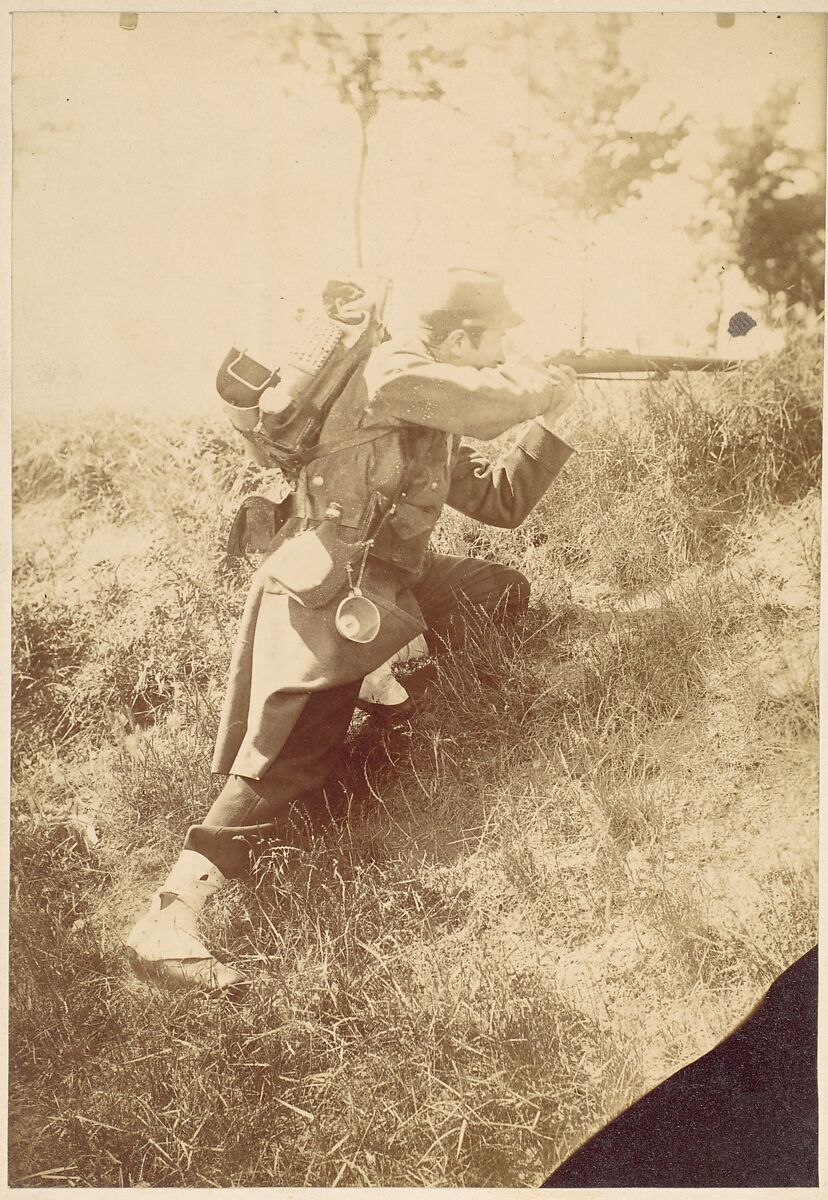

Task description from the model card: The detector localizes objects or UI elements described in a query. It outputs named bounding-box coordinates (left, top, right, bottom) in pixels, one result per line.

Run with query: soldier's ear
left=442, top=329, right=469, bottom=359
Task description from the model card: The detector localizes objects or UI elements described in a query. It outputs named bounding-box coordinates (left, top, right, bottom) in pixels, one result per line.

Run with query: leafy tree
left=512, top=16, right=687, bottom=218
left=498, top=15, right=689, bottom=344
left=710, top=87, right=825, bottom=310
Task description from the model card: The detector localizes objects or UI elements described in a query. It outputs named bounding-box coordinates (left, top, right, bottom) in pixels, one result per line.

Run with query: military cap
left=418, top=268, right=523, bottom=331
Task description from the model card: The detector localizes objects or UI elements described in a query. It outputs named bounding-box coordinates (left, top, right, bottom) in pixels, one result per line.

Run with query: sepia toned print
left=9, top=10, right=822, bottom=1188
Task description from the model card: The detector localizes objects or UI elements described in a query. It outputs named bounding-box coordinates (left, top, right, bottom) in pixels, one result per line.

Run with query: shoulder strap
left=306, top=422, right=421, bottom=507
left=303, top=425, right=394, bottom=462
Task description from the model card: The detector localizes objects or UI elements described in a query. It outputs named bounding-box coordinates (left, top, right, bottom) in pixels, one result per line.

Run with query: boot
left=357, top=635, right=429, bottom=721
left=126, top=849, right=247, bottom=995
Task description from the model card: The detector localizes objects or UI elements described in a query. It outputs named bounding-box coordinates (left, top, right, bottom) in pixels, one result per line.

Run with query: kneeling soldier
left=127, top=268, right=577, bottom=992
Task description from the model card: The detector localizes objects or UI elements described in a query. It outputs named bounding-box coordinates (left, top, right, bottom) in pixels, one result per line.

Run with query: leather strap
left=303, top=425, right=393, bottom=463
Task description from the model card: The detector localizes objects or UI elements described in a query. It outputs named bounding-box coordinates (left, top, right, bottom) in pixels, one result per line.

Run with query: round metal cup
left=335, top=594, right=381, bottom=643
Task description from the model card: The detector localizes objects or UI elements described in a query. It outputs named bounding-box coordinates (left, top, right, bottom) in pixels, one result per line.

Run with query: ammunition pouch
left=226, top=494, right=292, bottom=558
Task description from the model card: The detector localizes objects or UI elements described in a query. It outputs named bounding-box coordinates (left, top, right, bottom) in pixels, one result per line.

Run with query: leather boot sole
left=355, top=696, right=416, bottom=723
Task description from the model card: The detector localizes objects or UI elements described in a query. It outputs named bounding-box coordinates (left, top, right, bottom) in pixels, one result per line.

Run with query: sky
left=11, top=11, right=826, bottom=417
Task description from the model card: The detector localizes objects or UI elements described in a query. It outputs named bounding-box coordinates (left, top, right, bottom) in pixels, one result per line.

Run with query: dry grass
left=9, top=331, right=821, bottom=1186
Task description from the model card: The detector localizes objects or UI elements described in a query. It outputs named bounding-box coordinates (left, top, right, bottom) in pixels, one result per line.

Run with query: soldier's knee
left=509, top=567, right=531, bottom=607
left=495, top=566, right=531, bottom=616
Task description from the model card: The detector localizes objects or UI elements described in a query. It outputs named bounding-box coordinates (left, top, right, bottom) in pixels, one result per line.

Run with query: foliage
left=641, top=327, right=823, bottom=507
left=706, top=88, right=825, bottom=308
left=508, top=15, right=688, bottom=223
left=12, top=414, right=246, bottom=764
left=480, top=14, right=689, bottom=345
left=265, top=13, right=687, bottom=303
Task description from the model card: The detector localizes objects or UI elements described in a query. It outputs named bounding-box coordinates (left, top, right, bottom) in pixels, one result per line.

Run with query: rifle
left=545, top=350, right=743, bottom=380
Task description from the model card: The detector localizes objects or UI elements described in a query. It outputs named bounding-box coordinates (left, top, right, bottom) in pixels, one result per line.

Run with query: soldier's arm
left=446, top=425, right=574, bottom=529
left=368, top=356, right=560, bottom=440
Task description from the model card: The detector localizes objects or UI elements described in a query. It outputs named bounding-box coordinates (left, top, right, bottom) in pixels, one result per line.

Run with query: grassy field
left=9, top=331, right=821, bottom=1186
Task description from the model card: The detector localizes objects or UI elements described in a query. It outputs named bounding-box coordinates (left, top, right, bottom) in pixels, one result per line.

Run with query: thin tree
left=274, top=14, right=467, bottom=268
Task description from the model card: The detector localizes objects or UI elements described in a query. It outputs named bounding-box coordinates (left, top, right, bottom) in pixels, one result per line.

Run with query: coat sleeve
left=366, top=351, right=560, bottom=440
left=446, top=423, right=574, bottom=529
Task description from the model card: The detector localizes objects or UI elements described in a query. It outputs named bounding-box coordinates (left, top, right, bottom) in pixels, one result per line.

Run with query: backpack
left=217, top=278, right=389, bottom=477
left=217, top=278, right=390, bottom=557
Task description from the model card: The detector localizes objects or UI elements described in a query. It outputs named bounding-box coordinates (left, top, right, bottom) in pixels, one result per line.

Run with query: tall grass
left=439, top=327, right=822, bottom=596
left=9, top=331, right=820, bottom=1185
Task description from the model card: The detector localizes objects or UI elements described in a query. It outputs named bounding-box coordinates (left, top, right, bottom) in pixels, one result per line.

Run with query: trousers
left=184, top=552, right=529, bottom=876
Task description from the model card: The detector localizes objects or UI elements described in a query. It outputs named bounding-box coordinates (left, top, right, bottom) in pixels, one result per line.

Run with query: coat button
left=311, top=475, right=324, bottom=487
left=431, top=481, right=439, bottom=490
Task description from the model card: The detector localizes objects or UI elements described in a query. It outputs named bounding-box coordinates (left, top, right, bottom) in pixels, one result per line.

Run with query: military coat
left=212, top=339, right=573, bottom=778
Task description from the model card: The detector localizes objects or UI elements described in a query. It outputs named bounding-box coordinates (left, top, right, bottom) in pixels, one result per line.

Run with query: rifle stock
left=546, top=351, right=743, bottom=377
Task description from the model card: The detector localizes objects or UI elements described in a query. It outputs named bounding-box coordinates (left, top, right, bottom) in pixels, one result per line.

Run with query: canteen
left=335, top=591, right=381, bottom=644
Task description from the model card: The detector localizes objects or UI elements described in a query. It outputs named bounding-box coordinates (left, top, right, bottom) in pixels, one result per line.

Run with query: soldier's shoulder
left=365, top=339, right=433, bottom=388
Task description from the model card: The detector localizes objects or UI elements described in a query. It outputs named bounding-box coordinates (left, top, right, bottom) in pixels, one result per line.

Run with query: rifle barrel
left=547, top=353, right=742, bottom=376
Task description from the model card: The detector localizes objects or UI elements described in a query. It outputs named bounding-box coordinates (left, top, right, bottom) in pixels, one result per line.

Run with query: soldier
left=127, top=268, right=577, bottom=993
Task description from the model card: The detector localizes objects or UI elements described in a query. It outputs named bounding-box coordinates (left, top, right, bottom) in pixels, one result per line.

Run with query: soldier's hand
left=536, top=365, right=578, bottom=430
left=499, top=360, right=563, bottom=397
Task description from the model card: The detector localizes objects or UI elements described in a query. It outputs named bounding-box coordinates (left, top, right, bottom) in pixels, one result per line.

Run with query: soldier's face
left=459, top=326, right=507, bottom=369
